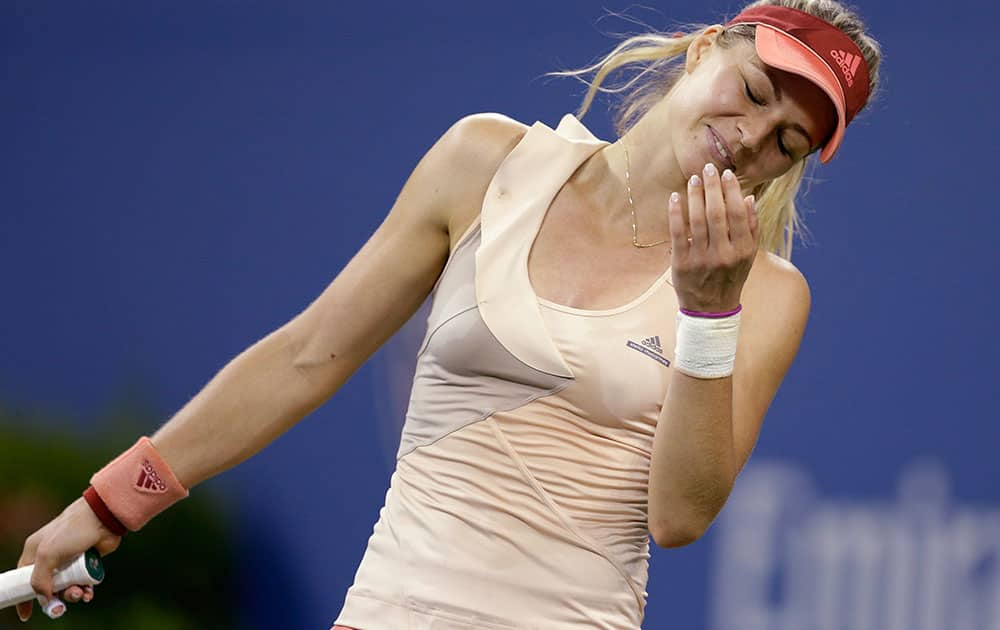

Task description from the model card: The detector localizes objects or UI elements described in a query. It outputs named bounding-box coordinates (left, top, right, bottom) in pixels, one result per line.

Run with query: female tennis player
left=15, top=0, right=881, bottom=626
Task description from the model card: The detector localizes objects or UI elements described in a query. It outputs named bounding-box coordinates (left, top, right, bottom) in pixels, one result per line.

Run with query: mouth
left=707, top=126, right=736, bottom=173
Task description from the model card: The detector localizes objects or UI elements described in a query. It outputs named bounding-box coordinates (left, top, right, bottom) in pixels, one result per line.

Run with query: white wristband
left=674, top=309, right=741, bottom=378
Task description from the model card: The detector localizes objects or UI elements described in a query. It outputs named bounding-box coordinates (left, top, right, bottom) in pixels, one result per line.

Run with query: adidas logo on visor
left=830, top=49, right=861, bottom=87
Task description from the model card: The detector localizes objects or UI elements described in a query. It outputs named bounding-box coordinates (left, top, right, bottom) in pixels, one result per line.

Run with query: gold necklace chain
left=622, top=140, right=668, bottom=248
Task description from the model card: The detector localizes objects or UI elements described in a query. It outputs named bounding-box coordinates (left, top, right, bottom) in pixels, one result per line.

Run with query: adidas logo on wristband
left=134, top=459, right=168, bottom=493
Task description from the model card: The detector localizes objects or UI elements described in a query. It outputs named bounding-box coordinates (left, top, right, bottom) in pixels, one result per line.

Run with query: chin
left=680, top=152, right=703, bottom=181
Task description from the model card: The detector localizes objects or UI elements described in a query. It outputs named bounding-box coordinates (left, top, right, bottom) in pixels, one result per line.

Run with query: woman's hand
left=15, top=497, right=121, bottom=621
left=667, top=162, right=759, bottom=313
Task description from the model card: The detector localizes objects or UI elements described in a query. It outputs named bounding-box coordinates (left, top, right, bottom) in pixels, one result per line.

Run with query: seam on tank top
left=343, top=592, right=524, bottom=629
left=417, top=221, right=482, bottom=357
left=415, top=219, right=486, bottom=357
left=486, top=416, right=647, bottom=617
left=415, top=303, right=480, bottom=360
left=396, top=380, right=571, bottom=460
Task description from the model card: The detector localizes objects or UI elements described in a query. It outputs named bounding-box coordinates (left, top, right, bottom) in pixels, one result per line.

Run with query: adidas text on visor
left=726, top=6, right=871, bottom=163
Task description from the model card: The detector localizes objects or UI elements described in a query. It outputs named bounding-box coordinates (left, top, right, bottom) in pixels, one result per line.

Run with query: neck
left=568, top=110, right=690, bottom=246
left=567, top=140, right=627, bottom=228
left=620, top=111, right=691, bottom=213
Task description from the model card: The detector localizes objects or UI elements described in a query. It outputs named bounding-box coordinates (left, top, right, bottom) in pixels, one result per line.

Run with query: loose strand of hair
left=547, top=27, right=708, bottom=120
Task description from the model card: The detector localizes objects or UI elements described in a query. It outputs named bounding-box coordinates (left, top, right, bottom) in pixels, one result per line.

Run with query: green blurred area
left=0, top=401, right=237, bottom=629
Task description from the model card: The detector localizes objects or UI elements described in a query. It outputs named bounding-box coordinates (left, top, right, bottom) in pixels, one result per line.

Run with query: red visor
left=726, top=6, right=870, bottom=163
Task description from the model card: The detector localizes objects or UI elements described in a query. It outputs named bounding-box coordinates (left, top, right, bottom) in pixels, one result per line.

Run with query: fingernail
left=722, top=169, right=735, bottom=181
left=749, top=194, right=757, bottom=214
left=689, top=174, right=701, bottom=187
left=704, top=163, right=716, bottom=176
left=670, top=191, right=679, bottom=203
left=17, top=608, right=26, bottom=622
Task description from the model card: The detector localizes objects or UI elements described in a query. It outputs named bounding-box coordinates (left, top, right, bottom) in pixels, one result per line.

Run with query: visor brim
left=754, top=24, right=846, bottom=163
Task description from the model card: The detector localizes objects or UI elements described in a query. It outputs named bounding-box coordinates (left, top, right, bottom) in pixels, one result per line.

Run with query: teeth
left=714, top=139, right=730, bottom=160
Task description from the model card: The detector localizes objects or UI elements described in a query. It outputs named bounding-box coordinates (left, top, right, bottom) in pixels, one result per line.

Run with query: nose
left=737, top=114, right=775, bottom=154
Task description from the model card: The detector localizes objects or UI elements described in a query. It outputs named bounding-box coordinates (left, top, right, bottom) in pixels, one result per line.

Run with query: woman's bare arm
left=152, top=113, right=528, bottom=488
left=648, top=252, right=810, bottom=546
left=646, top=159, right=811, bottom=548
left=15, top=112, right=528, bottom=619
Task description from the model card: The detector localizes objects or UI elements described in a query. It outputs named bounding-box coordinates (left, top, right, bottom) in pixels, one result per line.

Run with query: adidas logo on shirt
left=626, top=335, right=670, bottom=367
left=640, top=336, right=662, bottom=353
left=135, top=459, right=168, bottom=493
left=830, top=49, right=861, bottom=87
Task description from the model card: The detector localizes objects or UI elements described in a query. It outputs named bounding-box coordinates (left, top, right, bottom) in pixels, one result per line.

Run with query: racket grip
left=0, top=548, right=104, bottom=609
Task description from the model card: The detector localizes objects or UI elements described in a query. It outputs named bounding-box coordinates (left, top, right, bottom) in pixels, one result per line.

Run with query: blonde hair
left=551, top=0, right=883, bottom=258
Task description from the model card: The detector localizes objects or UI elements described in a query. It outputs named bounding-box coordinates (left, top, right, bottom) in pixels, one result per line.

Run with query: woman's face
left=664, top=28, right=838, bottom=191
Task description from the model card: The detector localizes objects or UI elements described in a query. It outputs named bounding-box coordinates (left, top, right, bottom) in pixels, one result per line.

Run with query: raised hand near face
left=667, top=162, right=759, bottom=314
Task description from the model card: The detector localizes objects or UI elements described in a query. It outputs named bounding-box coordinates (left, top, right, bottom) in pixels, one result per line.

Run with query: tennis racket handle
left=0, top=548, right=104, bottom=609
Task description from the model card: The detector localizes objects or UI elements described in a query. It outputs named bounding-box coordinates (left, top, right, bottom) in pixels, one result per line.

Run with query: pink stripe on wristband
left=679, top=304, right=743, bottom=319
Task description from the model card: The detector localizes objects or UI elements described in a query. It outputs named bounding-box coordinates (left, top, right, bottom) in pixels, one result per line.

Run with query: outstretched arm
left=15, top=112, right=529, bottom=620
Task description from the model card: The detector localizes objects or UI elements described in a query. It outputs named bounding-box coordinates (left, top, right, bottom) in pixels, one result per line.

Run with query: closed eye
left=744, top=80, right=763, bottom=105
left=777, top=136, right=790, bottom=157
left=745, top=80, right=791, bottom=158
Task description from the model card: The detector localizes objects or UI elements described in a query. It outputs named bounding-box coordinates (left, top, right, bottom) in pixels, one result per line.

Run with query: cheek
left=714, top=83, right=745, bottom=110
left=685, top=83, right=738, bottom=119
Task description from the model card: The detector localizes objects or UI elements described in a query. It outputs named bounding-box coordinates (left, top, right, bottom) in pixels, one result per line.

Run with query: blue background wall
left=2, top=1, right=997, bottom=628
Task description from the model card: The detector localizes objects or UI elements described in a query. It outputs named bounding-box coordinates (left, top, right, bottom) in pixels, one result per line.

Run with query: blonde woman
left=17, top=0, right=881, bottom=627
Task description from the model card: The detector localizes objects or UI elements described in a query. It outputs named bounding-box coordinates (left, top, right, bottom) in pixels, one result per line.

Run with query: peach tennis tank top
left=333, top=114, right=679, bottom=630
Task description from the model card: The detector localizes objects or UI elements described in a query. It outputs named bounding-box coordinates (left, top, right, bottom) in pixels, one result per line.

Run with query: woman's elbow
left=650, top=519, right=709, bottom=549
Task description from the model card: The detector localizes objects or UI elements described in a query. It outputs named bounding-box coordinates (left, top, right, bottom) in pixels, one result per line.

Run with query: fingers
left=63, top=585, right=85, bottom=603
left=29, top=543, right=62, bottom=602
left=61, top=584, right=95, bottom=603
left=36, top=594, right=66, bottom=619
left=16, top=533, right=40, bottom=622
left=22, top=583, right=97, bottom=624
left=672, top=164, right=757, bottom=313
left=745, top=194, right=759, bottom=247
left=95, top=535, right=121, bottom=557
left=697, top=163, right=757, bottom=257
left=54, top=583, right=95, bottom=607
left=686, top=173, right=708, bottom=247
left=15, top=601, right=32, bottom=622
left=721, top=168, right=752, bottom=250
left=700, top=163, right=729, bottom=249
left=667, top=191, right=689, bottom=256
left=15, top=497, right=113, bottom=622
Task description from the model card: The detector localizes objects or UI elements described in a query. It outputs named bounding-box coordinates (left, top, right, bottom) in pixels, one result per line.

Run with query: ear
left=684, top=24, right=726, bottom=74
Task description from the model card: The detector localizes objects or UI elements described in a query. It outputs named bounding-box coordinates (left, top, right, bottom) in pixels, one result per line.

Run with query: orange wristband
left=90, top=436, right=189, bottom=531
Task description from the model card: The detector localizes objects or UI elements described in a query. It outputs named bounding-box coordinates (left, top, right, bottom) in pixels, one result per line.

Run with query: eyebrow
left=751, top=59, right=816, bottom=149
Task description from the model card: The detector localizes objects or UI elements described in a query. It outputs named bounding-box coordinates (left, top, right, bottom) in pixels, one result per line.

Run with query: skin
left=15, top=23, right=838, bottom=620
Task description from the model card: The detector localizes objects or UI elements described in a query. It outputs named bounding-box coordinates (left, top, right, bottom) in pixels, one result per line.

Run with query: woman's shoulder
left=438, top=113, right=531, bottom=175
left=431, top=113, right=532, bottom=244
left=449, top=112, right=530, bottom=139
left=752, top=250, right=807, bottom=282
left=744, top=251, right=811, bottom=319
